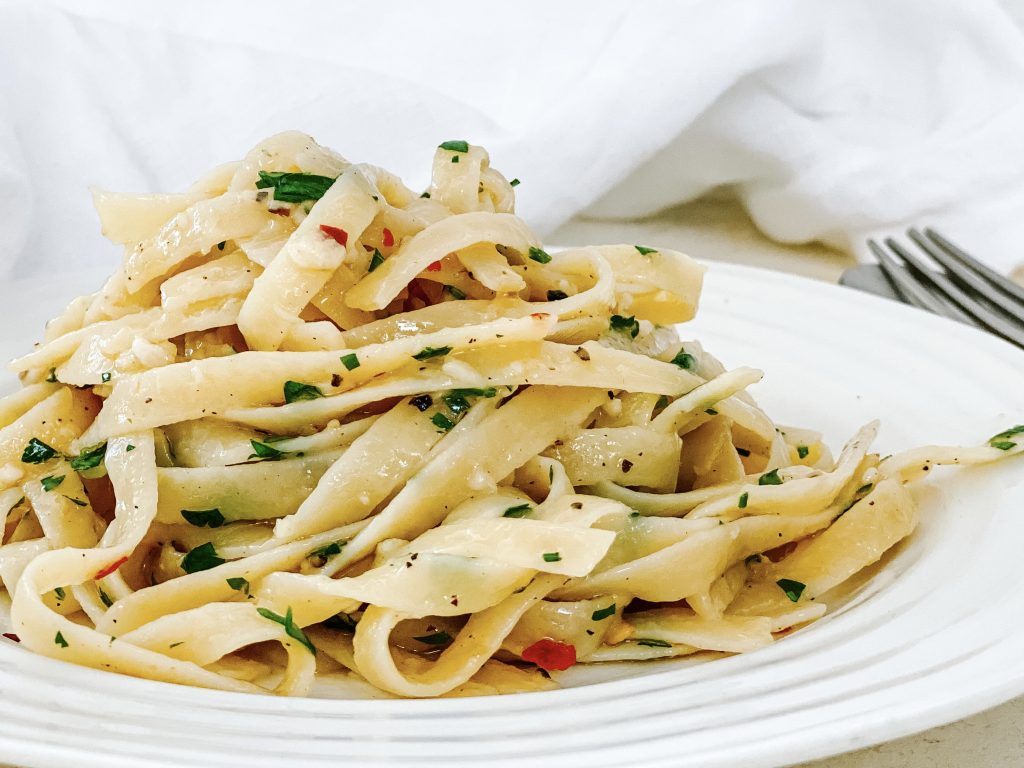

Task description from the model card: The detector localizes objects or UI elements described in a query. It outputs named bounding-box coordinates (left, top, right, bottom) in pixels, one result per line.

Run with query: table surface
left=551, top=195, right=1024, bottom=768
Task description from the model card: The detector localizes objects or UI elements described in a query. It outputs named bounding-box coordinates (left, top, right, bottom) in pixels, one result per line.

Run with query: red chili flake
left=530, top=312, right=550, bottom=320
left=319, top=224, right=349, bottom=247
left=426, top=260, right=442, bottom=272
left=764, top=540, right=799, bottom=563
left=521, top=638, right=576, bottom=671
left=2, top=633, right=19, bottom=643
left=94, top=556, right=129, bottom=580
left=362, top=244, right=374, bottom=252
left=269, top=207, right=291, bottom=217
left=382, top=228, right=395, bottom=247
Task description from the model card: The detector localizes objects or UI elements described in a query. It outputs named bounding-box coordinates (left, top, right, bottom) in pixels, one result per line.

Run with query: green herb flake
left=46, top=367, right=58, bottom=383
left=248, top=440, right=285, bottom=461
left=738, top=491, right=749, bottom=509
left=181, top=508, right=226, bottom=528
left=340, top=353, right=361, bottom=370
left=442, top=392, right=471, bottom=415
left=670, top=350, right=696, bottom=369
left=705, top=408, right=719, bottom=416
left=745, top=554, right=763, bottom=565
left=413, top=345, right=452, bottom=361
left=54, top=587, right=66, bottom=600
left=528, top=246, right=552, bottom=264
left=40, top=475, right=65, bottom=492
left=101, top=372, right=111, bottom=383
left=988, top=424, right=1024, bottom=449
left=368, top=248, right=385, bottom=272
left=308, top=541, right=343, bottom=560
left=634, top=245, right=658, bottom=255
left=257, top=606, right=316, bottom=655
left=542, top=552, right=562, bottom=563
left=420, top=191, right=431, bottom=198
left=99, top=589, right=113, bottom=608
left=445, top=284, right=467, bottom=300
left=776, top=578, right=806, bottom=602
left=991, top=441, right=1017, bottom=451
left=547, top=289, right=568, bottom=301
left=69, top=442, right=107, bottom=472
left=255, top=171, right=336, bottom=203
left=451, top=155, right=460, bottom=164
left=758, top=468, right=783, bottom=486
left=181, top=542, right=225, bottom=574
left=413, top=631, right=453, bottom=645
left=226, top=577, right=250, bottom=594
left=510, top=178, right=520, bottom=187
left=126, top=444, right=135, bottom=452
left=438, top=140, right=470, bottom=153
left=431, top=413, right=456, bottom=432
left=63, top=496, right=87, bottom=507
left=54, top=631, right=68, bottom=648
left=591, top=604, right=616, bottom=621
left=609, top=314, right=640, bottom=338
left=796, top=445, right=810, bottom=459
left=451, top=387, right=497, bottom=399
left=502, top=503, right=532, bottom=518
left=283, top=380, right=324, bottom=404
left=21, top=438, right=58, bottom=464
left=636, top=638, right=671, bottom=648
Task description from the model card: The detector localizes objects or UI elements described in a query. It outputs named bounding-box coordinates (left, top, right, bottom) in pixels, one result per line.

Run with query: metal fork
left=844, top=228, right=1024, bottom=350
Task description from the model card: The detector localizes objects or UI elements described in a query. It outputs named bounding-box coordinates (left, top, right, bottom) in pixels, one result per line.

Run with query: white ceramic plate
left=0, top=262, right=1021, bottom=768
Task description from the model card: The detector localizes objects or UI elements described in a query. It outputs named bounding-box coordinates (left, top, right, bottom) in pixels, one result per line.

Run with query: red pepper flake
left=319, top=225, right=349, bottom=247
left=764, top=540, right=799, bottom=563
left=2, top=633, right=19, bottom=643
left=269, top=207, right=291, bottom=217
left=382, top=228, right=395, bottom=247
left=521, top=638, right=576, bottom=671
left=426, top=260, right=442, bottom=272
left=530, top=312, right=550, bottom=320
left=362, top=244, right=374, bottom=252
left=94, top=556, right=129, bottom=580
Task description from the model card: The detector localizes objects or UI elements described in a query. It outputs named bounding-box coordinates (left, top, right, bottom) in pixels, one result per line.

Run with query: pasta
left=0, top=131, right=1020, bottom=699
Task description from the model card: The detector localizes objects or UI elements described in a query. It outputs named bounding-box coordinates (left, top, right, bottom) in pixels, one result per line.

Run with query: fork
left=857, top=228, right=1024, bottom=350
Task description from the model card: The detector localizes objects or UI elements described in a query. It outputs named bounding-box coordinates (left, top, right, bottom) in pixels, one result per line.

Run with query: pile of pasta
left=0, top=132, right=1019, bottom=698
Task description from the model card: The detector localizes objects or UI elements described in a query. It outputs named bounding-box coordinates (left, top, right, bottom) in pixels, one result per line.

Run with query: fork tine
left=884, top=237, right=1024, bottom=349
left=921, top=228, right=1024, bottom=306
left=868, top=240, right=957, bottom=317
left=909, top=229, right=1024, bottom=318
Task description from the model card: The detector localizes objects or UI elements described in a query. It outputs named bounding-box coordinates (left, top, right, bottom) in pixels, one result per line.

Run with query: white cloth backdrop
left=1, top=0, right=1023, bottom=279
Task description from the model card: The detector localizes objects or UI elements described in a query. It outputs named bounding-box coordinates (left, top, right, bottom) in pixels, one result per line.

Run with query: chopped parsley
left=797, top=445, right=810, bottom=459
left=283, top=380, right=324, bottom=403
left=368, top=248, right=386, bottom=272
left=410, top=394, right=433, bottom=412
left=255, top=171, right=335, bottom=203
left=542, top=552, right=562, bottom=563
left=528, top=246, right=552, bottom=264
left=54, top=631, right=68, bottom=648
left=21, top=438, right=57, bottom=464
left=502, top=503, right=532, bottom=518
left=126, top=445, right=135, bottom=452
left=609, top=314, right=640, bottom=338
left=705, top=408, right=719, bottom=416
left=452, top=387, right=497, bottom=399
left=636, top=638, right=671, bottom=648
left=99, top=589, right=113, bottom=608
left=413, top=346, right=452, bottom=361
left=256, top=606, right=316, bottom=656
left=547, top=290, right=568, bottom=301
left=451, top=156, right=460, bottom=164
left=340, top=353, right=360, bottom=370
left=655, top=395, right=670, bottom=410
left=323, top=613, right=358, bottom=632
left=776, top=578, right=806, bottom=602
left=591, top=604, right=616, bottom=621
left=670, top=350, right=696, bottom=369
left=758, top=468, right=783, bottom=486
left=413, top=631, right=453, bottom=645
left=70, top=442, right=107, bottom=472
left=101, top=372, right=111, bottom=383
left=180, top=508, right=226, bottom=528
left=181, top=542, right=225, bottom=573
left=438, top=140, right=470, bottom=153
left=45, top=367, right=58, bottom=383
left=443, top=392, right=471, bottom=416
left=634, top=245, right=658, bottom=256
left=308, top=541, right=343, bottom=561
left=510, top=178, right=521, bottom=187
left=248, top=440, right=285, bottom=461
left=431, top=413, right=456, bottom=432
left=40, top=475, right=64, bottom=492
left=226, top=577, right=250, bottom=595
left=738, top=492, right=749, bottom=509
left=63, top=496, right=87, bottom=507
left=54, top=587, right=66, bottom=600
left=988, top=425, right=1024, bottom=450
